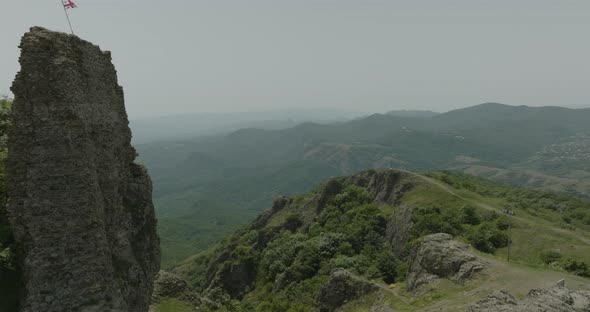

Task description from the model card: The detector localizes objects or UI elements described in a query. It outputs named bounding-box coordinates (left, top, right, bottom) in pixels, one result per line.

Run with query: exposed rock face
left=407, top=233, right=485, bottom=291
left=316, top=269, right=379, bottom=312
left=466, top=285, right=590, bottom=312
left=466, top=289, right=519, bottom=312
left=7, top=27, right=160, bottom=312
left=312, top=170, right=414, bottom=213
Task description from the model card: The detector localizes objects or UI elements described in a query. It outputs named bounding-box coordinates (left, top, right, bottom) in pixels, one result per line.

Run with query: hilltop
left=152, top=169, right=590, bottom=311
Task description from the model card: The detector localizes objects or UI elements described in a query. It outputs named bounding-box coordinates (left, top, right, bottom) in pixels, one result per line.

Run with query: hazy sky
left=1, top=1, right=589, bottom=119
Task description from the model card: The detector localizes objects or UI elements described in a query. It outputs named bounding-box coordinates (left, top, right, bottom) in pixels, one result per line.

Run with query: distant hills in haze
left=386, top=109, right=440, bottom=118
left=130, top=104, right=588, bottom=144
left=135, top=103, right=590, bottom=266
left=129, top=108, right=367, bottom=144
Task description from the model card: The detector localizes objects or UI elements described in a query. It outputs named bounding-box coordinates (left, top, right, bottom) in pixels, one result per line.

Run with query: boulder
left=406, top=233, right=485, bottom=290
left=465, top=289, right=519, bottom=312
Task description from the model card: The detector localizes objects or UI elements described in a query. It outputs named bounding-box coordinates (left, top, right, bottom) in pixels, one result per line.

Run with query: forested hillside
left=153, top=170, right=590, bottom=311
left=137, top=103, right=590, bottom=266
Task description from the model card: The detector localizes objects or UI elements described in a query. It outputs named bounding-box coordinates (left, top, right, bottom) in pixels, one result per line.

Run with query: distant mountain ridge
left=130, top=108, right=366, bottom=144
left=386, top=109, right=439, bottom=118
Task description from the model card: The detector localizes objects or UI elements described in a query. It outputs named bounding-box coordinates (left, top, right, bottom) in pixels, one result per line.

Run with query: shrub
left=375, top=251, right=399, bottom=284
left=481, top=210, right=499, bottom=221
left=396, top=262, right=409, bottom=282
left=560, top=258, right=590, bottom=277
left=495, top=216, right=511, bottom=230
left=255, top=300, right=289, bottom=312
left=489, top=230, right=509, bottom=249
left=465, top=222, right=507, bottom=253
left=284, top=213, right=303, bottom=231
left=322, top=255, right=362, bottom=275
left=539, top=250, right=562, bottom=264
left=0, top=247, right=15, bottom=270
left=332, top=186, right=370, bottom=209
left=412, top=206, right=463, bottom=237
left=466, top=224, right=496, bottom=253
left=337, top=242, right=354, bottom=256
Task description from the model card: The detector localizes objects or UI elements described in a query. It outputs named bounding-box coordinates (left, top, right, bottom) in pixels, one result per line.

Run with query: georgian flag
left=63, top=0, right=77, bottom=9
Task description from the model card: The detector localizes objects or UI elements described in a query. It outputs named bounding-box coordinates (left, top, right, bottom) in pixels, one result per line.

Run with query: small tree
left=461, top=205, right=481, bottom=225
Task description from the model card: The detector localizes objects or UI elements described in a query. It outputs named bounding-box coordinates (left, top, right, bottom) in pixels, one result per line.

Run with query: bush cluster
left=215, top=186, right=403, bottom=311
left=260, top=186, right=400, bottom=288
left=539, top=250, right=590, bottom=278
left=412, top=205, right=509, bottom=253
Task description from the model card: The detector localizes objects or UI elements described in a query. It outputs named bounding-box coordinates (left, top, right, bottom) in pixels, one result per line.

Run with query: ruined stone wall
left=7, top=27, right=160, bottom=312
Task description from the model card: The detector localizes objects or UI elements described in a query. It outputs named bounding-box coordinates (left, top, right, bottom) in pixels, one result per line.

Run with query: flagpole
left=60, top=0, right=75, bottom=35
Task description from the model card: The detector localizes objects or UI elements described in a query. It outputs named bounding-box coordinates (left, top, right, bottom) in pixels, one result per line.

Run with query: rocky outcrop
left=386, top=204, right=413, bottom=258
left=152, top=271, right=199, bottom=306
left=316, top=269, right=379, bottom=312
left=407, top=233, right=485, bottom=291
left=342, top=170, right=414, bottom=206
left=311, top=170, right=414, bottom=213
left=466, top=284, right=590, bottom=312
left=7, top=27, right=160, bottom=312
left=466, top=289, right=519, bottom=312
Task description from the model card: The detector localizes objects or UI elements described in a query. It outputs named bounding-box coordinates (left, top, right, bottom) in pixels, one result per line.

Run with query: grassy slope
left=340, top=254, right=590, bottom=312
left=462, top=165, right=590, bottom=200
left=151, top=298, right=194, bottom=312
left=412, top=172, right=590, bottom=264
left=328, top=171, right=590, bottom=311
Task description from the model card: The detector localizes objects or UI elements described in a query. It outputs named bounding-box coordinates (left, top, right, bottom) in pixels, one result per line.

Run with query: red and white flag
left=63, top=0, right=77, bottom=9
